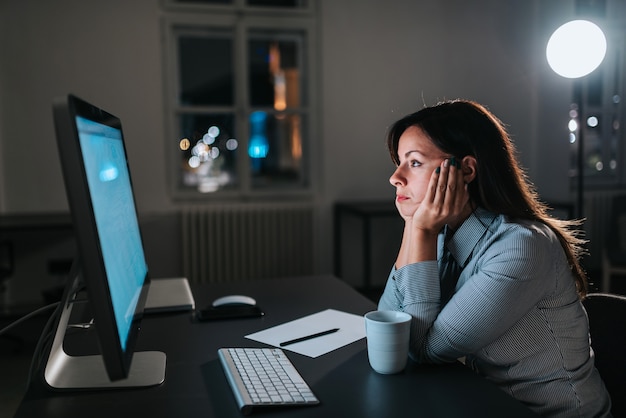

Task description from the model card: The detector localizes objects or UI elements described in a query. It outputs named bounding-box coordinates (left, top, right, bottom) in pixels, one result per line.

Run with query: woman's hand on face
left=412, top=157, right=469, bottom=233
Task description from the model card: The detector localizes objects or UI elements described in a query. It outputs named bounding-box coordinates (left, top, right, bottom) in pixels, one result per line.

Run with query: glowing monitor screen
left=75, top=115, right=147, bottom=350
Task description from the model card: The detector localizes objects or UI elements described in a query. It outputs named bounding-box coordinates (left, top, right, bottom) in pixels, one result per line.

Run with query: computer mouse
left=212, top=294, right=257, bottom=307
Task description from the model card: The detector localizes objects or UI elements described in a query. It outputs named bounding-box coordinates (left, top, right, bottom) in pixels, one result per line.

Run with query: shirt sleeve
left=382, top=223, right=558, bottom=364
left=378, top=263, right=439, bottom=311
left=377, top=268, right=400, bottom=311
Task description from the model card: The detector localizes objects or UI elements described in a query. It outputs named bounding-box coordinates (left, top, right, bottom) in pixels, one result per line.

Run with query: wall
left=316, top=0, right=577, bottom=272
left=0, top=0, right=166, bottom=214
left=0, top=0, right=581, bottom=289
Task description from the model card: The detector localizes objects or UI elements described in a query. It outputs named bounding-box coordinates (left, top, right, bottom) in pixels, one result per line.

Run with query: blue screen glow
left=76, top=116, right=147, bottom=351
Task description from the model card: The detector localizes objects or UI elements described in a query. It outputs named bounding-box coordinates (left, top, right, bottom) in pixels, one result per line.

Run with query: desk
left=14, top=276, right=536, bottom=417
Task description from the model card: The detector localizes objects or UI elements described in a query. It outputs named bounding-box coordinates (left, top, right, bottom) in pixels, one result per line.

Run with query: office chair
left=583, top=293, right=626, bottom=417
left=601, top=194, right=626, bottom=292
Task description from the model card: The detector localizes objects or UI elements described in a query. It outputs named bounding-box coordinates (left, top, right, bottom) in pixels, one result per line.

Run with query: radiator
left=181, top=203, right=314, bottom=284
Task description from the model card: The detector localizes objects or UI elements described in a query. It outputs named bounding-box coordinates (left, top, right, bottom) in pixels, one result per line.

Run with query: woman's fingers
left=446, top=158, right=466, bottom=210
left=415, top=157, right=468, bottom=232
left=428, top=159, right=447, bottom=206
left=430, top=157, right=466, bottom=214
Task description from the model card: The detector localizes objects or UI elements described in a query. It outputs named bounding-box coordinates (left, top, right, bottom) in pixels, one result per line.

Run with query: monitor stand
left=44, top=275, right=166, bottom=390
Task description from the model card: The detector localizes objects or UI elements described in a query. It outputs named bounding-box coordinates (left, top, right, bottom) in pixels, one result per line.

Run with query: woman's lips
left=396, top=195, right=409, bottom=203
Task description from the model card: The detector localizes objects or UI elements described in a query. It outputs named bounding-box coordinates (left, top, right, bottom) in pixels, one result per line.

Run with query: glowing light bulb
left=547, top=20, right=607, bottom=79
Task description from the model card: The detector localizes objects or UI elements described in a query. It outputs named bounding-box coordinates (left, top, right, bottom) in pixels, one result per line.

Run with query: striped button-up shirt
left=379, top=207, right=612, bottom=417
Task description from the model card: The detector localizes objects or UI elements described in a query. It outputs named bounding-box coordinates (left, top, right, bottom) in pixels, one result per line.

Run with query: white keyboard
left=218, top=348, right=319, bottom=415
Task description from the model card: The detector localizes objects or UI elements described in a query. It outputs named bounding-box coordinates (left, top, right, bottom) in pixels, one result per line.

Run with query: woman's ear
left=461, top=156, right=477, bottom=184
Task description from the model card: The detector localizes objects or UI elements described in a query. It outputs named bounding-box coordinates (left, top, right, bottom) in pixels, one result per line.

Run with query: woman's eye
left=409, top=160, right=421, bottom=168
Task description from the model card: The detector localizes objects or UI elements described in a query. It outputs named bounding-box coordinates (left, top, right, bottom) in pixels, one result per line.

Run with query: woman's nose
left=389, top=168, right=405, bottom=187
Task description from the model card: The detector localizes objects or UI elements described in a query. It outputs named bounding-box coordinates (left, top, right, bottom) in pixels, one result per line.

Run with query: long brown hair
left=386, top=99, right=588, bottom=297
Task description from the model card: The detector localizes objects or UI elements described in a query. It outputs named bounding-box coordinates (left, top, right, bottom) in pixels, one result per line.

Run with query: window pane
left=249, top=33, right=304, bottom=108
left=178, top=113, right=239, bottom=193
left=178, top=33, right=233, bottom=106
left=248, top=111, right=307, bottom=188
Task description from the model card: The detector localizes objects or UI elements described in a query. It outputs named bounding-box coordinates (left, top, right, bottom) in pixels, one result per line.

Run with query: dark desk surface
left=0, top=212, right=72, bottom=231
left=15, top=275, right=536, bottom=418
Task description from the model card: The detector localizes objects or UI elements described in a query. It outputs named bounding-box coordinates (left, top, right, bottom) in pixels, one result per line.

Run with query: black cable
left=0, top=302, right=60, bottom=337
left=0, top=301, right=62, bottom=391
left=26, top=302, right=62, bottom=389
left=25, top=258, right=88, bottom=389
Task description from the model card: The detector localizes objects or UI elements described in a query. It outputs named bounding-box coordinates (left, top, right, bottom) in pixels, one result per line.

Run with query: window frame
left=161, top=6, right=319, bottom=200
left=161, top=0, right=315, bottom=16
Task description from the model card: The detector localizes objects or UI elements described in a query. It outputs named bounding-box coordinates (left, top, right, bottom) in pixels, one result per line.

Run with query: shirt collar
left=445, top=207, right=498, bottom=268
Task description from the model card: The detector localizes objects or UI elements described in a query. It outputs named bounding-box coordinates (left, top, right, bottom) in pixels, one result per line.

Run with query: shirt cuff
left=395, top=261, right=441, bottom=304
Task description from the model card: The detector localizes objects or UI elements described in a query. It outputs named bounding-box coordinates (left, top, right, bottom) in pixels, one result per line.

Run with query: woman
left=379, top=100, right=612, bottom=417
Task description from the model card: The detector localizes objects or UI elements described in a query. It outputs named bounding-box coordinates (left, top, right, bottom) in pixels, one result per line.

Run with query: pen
left=279, top=328, right=340, bottom=347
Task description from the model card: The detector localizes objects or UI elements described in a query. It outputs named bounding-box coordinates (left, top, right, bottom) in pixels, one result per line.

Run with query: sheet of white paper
left=245, top=309, right=366, bottom=358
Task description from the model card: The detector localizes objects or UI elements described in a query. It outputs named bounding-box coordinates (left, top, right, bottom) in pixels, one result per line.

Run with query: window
left=570, top=35, right=624, bottom=187
left=568, top=0, right=626, bottom=188
left=162, top=1, right=317, bottom=198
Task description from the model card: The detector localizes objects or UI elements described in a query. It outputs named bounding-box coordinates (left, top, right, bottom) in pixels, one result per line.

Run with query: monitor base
left=44, top=275, right=166, bottom=390
left=45, top=349, right=166, bottom=390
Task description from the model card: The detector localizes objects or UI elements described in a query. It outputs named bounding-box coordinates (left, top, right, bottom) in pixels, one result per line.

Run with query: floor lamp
left=546, top=19, right=607, bottom=219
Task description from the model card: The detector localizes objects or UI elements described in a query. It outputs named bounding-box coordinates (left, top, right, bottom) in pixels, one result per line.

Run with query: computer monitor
left=44, top=94, right=166, bottom=389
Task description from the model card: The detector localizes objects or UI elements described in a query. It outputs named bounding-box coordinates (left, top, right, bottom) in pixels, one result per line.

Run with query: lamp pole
left=574, top=80, right=584, bottom=219
left=546, top=19, right=607, bottom=220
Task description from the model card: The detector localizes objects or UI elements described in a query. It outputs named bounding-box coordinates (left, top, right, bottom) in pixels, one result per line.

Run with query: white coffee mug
left=364, top=310, right=411, bottom=374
